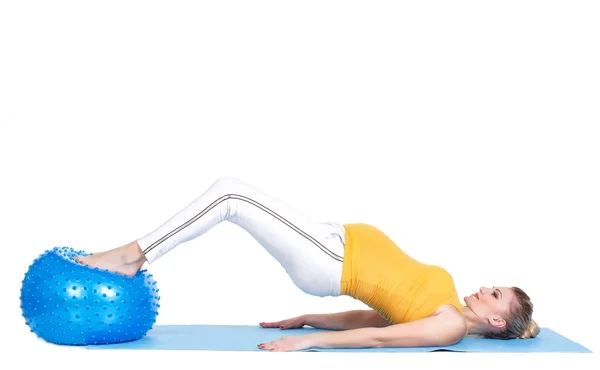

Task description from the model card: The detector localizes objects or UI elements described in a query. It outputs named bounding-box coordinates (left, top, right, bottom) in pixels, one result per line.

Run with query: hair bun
left=519, top=319, right=540, bottom=339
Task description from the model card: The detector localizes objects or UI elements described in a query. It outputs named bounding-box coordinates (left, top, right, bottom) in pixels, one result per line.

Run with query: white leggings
left=136, top=177, right=346, bottom=297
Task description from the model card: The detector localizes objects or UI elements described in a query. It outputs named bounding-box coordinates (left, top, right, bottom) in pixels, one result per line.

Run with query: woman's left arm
left=258, top=310, right=466, bottom=352
left=312, top=310, right=466, bottom=349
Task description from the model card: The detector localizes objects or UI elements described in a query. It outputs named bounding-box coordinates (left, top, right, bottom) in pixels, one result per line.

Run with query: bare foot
left=74, top=241, right=147, bottom=277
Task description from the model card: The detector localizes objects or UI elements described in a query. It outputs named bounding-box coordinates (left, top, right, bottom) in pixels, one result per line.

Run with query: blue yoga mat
left=85, top=324, right=592, bottom=352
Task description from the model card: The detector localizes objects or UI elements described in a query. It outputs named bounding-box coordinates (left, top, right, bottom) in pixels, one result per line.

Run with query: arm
left=306, top=310, right=467, bottom=349
left=304, top=309, right=392, bottom=330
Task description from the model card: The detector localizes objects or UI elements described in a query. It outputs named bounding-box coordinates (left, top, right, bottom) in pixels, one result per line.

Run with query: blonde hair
left=484, top=286, right=540, bottom=340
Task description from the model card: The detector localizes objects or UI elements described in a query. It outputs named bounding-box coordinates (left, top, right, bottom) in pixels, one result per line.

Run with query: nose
left=479, top=286, right=490, bottom=295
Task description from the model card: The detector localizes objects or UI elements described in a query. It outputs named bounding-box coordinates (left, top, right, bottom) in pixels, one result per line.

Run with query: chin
left=463, top=296, right=472, bottom=308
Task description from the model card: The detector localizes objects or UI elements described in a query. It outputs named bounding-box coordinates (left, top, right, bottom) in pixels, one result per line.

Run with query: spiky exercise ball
left=20, top=246, right=160, bottom=345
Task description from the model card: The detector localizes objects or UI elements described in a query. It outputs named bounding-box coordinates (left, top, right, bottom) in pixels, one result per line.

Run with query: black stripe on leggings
left=142, top=193, right=344, bottom=262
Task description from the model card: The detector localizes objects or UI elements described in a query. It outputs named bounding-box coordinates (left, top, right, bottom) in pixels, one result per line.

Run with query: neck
left=462, top=306, right=487, bottom=335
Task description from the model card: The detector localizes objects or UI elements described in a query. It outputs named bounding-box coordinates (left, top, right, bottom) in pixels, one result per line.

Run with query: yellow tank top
left=340, top=223, right=463, bottom=324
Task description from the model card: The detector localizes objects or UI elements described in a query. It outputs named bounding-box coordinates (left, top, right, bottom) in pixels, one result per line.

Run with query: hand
left=259, top=315, right=306, bottom=330
left=258, top=334, right=314, bottom=352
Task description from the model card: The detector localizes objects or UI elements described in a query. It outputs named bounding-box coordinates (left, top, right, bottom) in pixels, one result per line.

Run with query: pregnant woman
left=74, top=177, right=538, bottom=351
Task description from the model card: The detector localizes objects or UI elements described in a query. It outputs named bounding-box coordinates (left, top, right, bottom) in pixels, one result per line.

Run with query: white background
left=1, top=1, right=598, bottom=368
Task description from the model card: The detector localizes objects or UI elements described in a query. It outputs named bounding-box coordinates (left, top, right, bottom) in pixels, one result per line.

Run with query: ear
left=488, top=316, right=506, bottom=329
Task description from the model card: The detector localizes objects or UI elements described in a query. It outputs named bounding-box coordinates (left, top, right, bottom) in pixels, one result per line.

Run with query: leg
left=75, top=177, right=346, bottom=297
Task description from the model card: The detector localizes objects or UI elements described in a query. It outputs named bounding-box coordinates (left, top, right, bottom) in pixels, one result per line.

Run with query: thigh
left=231, top=198, right=345, bottom=296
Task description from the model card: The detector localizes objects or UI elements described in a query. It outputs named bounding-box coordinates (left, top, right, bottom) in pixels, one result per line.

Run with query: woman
left=74, top=177, right=539, bottom=351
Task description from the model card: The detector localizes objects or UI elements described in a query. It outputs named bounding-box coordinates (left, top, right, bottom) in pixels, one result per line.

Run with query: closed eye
left=492, top=287, right=502, bottom=299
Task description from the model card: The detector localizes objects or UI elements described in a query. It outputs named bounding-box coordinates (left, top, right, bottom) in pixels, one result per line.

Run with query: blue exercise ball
left=20, top=246, right=160, bottom=345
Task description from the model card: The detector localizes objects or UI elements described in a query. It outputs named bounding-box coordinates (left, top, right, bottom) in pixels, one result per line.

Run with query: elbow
left=366, top=328, right=390, bottom=348
left=372, top=338, right=388, bottom=348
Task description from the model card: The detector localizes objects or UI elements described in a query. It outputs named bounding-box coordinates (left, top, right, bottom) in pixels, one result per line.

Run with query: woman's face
left=465, top=286, right=515, bottom=328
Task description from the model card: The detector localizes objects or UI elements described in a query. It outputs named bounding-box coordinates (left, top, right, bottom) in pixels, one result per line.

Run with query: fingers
left=258, top=337, right=297, bottom=352
left=259, top=320, right=295, bottom=329
left=258, top=340, right=278, bottom=351
left=257, top=342, right=271, bottom=350
left=257, top=340, right=284, bottom=351
left=259, top=321, right=282, bottom=328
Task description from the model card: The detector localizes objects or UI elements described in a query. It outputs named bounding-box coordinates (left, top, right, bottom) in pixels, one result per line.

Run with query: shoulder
left=431, top=304, right=468, bottom=341
left=433, top=303, right=464, bottom=317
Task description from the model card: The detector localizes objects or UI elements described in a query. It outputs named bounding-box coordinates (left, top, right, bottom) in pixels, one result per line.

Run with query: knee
left=209, top=177, right=255, bottom=210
